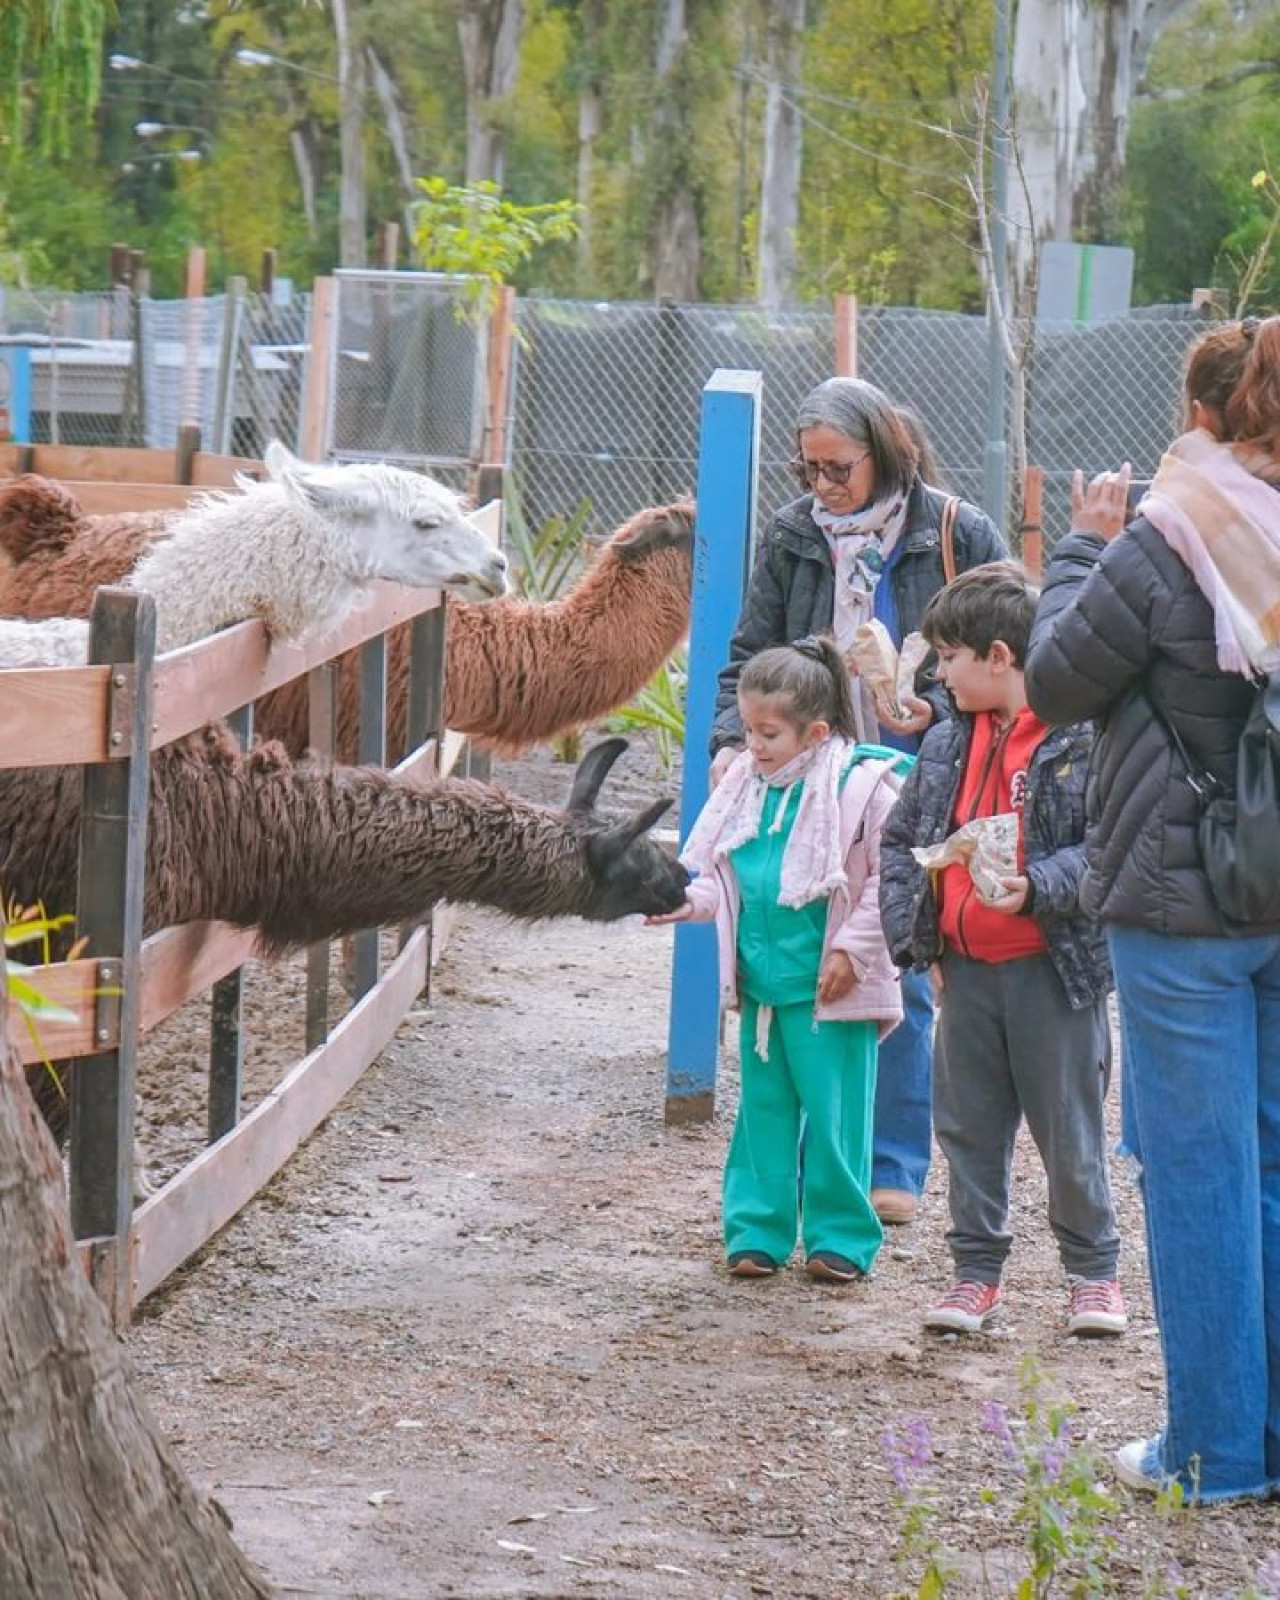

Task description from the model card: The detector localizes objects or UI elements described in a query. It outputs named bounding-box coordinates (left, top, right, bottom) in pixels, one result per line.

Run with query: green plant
left=606, top=649, right=687, bottom=776
left=4, top=902, right=79, bottom=1097
left=502, top=473, right=593, bottom=604
left=408, top=177, right=581, bottom=320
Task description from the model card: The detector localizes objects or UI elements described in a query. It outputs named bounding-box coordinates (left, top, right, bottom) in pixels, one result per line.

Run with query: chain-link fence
left=1, top=278, right=1215, bottom=548
left=326, top=270, right=484, bottom=490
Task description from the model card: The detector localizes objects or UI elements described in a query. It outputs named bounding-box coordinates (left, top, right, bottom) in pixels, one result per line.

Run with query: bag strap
left=1144, top=684, right=1223, bottom=805
left=940, top=496, right=960, bottom=585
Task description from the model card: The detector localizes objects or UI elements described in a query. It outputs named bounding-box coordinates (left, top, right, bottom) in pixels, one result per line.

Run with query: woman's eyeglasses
left=791, top=451, right=870, bottom=488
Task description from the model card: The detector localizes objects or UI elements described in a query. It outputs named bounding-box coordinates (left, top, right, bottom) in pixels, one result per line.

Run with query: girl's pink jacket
left=683, top=758, right=904, bottom=1039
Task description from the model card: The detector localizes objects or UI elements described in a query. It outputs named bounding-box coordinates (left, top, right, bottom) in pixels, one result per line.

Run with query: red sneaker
left=1067, top=1277, right=1128, bottom=1337
left=923, top=1280, right=1003, bottom=1334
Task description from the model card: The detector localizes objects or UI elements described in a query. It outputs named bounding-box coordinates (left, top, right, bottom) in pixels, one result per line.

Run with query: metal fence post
left=208, top=701, right=253, bottom=1142
left=70, top=586, right=157, bottom=1325
left=664, top=369, right=760, bottom=1126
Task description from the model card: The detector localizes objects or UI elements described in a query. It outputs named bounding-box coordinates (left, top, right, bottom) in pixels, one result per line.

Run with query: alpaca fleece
left=254, top=499, right=695, bottom=758
left=0, top=481, right=692, bottom=752
left=0, top=730, right=687, bottom=954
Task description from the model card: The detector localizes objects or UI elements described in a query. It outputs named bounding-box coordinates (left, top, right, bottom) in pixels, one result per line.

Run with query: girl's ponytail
left=1224, top=315, right=1280, bottom=458
left=791, top=634, right=859, bottom=739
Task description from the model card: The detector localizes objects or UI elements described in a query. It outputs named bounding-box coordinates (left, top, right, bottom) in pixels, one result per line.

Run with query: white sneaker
left=1113, top=1438, right=1167, bottom=1494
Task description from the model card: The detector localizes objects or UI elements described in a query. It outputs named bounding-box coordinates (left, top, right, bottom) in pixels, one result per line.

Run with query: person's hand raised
left=1071, top=462, right=1132, bottom=542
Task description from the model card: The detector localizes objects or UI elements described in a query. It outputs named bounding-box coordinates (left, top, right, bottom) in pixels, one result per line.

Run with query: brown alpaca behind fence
left=0, top=479, right=694, bottom=757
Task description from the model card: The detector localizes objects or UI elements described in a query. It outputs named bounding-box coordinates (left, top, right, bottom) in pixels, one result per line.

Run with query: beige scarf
left=1140, top=429, right=1280, bottom=677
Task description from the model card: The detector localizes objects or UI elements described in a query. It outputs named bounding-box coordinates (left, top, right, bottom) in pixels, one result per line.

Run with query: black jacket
left=879, top=713, right=1111, bottom=1010
left=710, top=480, right=1006, bottom=754
left=1025, top=522, right=1273, bottom=937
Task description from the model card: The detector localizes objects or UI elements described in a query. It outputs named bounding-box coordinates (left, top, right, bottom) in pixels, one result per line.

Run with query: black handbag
left=1150, top=672, right=1280, bottom=924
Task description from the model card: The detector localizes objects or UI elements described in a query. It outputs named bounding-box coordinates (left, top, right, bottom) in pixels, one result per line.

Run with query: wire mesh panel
left=230, top=290, right=312, bottom=458
left=511, top=298, right=835, bottom=539
left=138, top=293, right=229, bottom=451
left=2, top=287, right=140, bottom=446
left=327, top=271, right=483, bottom=469
left=1024, top=306, right=1210, bottom=545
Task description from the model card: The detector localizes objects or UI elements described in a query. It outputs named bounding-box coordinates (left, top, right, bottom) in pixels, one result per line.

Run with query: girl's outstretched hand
left=645, top=900, right=695, bottom=926
left=817, top=950, right=858, bottom=1003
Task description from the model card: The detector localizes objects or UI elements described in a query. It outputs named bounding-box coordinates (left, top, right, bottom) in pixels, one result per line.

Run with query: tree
left=457, top=0, right=526, bottom=185
left=756, top=0, right=806, bottom=308
left=0, top=940, right=270, bottom=1598
left=1009, top=0, right=1197, bottom=287
left=0, top=0, right=106, bottom=155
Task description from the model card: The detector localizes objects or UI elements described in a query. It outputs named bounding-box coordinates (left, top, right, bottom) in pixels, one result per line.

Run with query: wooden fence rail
left=3, top=487, right=498, bottom=1325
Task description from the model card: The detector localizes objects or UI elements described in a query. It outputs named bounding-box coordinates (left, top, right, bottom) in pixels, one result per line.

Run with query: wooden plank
left=14, top=923, right=259, bottom=1066
left=190, top=451, right=261, bottom=485
left=150, top=581, right=443, bottom=748
left=130, top=926, right=430, bottom=1305
left=12, top=959, right=102, bottom=1065
left=0, top=445, right=178, bottom=483
left=139, top=921, right=259, bottom=1035
left=299, top=275, right=337, bottom=462
left=0, top=666, right=111, bottom=768
left=43, top=481, right=201, bottom=514
left=484, top=285, right=516, bottom=466
left=1020, top=465, right=1045, bottom=581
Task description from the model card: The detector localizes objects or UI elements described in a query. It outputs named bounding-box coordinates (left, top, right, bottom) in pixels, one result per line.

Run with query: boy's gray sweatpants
left=934, top=949, right=1119, bottom=1284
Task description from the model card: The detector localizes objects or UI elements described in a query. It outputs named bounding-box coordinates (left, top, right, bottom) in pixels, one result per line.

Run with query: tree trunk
left=289, top=121, right=320, bottom=240
left=0, top=975, right=270, bottom=1598
left=574, top=0, right=606, bottom=282
left=1009, top=0, right=1195, bottom=292
left=649, top=0, right=700, bottom=301
left=756, top=0, right=805, bottom=309
left=457, top=0, right=525, bottom=187
left=332, top=0, right=368, bottom=266
left=366, top=45, right=417, bottom=200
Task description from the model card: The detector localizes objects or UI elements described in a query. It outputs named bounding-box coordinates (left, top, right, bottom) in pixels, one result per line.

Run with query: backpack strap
left=940, top=495, right=961, bottom=584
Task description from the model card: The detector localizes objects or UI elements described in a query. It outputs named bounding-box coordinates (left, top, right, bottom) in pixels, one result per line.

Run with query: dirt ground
left=124, top=746, right=1280, bottom=1600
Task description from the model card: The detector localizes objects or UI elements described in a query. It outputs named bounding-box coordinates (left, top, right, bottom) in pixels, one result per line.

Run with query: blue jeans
left=871, top=966, right=934, bottom=1196
left=1110, top=924, right=1280, bottom=1502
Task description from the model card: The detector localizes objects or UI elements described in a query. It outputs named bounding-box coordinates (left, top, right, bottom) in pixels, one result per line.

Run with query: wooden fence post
left=208, top=701, right=253, bottom=1143
left=1020, top=465, right=1044, bottom=580
left=835, top=293, right=859, bottom=377
left=664, top=370, right=761, bottom=1126
left=69, top=587, right=157, bottom=1325
left=299, top=276, right=337, bottom=462
left=483, top=285, right=516, bottom=470
left=352, top=634, right=388, bottom=997
left=305, top=662, right=338, bottom=1050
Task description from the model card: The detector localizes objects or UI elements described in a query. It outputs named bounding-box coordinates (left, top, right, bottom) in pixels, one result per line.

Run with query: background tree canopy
left=0, top=0, right=1275, bottom=308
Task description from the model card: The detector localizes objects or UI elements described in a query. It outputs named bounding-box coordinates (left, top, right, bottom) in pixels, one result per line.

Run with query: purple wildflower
left=882, top=1416, right=934, bottom=1492
left=981, top=1400, right=1020, bottom=1464
left=1256, top=1552, right=1280, bottom=1599
left=1038, top=1436, right=1067, bottom=1482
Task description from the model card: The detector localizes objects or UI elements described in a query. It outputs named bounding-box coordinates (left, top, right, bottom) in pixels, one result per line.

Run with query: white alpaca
left=0, top=441, right=509, bottom=666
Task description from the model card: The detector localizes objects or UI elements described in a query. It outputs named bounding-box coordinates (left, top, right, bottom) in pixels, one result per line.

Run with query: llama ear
left=567, top=737, right=629, bottom=813
left=611, top=501, right=696, bottom=560
left=263, top=439, right=297, bottom=481
left=273, top=453, right=381, bottom=522
left=594, top=797, right=673, bottom=855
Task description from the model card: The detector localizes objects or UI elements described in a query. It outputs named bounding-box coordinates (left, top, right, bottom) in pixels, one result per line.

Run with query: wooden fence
left=1, top=447, right=493, bottom=1325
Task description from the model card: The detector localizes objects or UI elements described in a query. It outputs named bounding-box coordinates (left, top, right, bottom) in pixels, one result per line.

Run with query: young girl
left=651, top=636, right=906, bottom=1282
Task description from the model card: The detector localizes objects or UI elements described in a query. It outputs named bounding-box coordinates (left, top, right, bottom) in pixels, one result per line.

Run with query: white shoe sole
left=923, top=1304, right=1001, bottom=1334
left=1113, top=1440, right=1164, bottom=1493
left=1068, top=1312, right=1128, bottom=1337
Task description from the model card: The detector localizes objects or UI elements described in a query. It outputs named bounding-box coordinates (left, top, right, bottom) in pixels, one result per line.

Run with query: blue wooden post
left=664, top=369, right=761, bottom=1125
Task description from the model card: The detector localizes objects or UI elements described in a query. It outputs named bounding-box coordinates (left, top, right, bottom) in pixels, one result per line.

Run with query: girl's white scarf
left=1139, top=429, right=1280, bottom=677
left=681, top=737, right=852, bottom=909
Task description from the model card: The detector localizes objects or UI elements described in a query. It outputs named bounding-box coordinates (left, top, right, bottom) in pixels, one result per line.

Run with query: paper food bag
left=911, top=814, right=1021, bottom=903
left=847, top=623, right=930, bottom=722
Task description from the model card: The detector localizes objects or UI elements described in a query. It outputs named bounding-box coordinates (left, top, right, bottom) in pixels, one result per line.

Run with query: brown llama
left=0, top=479, right=694, bottom=755
left=0, top=734, right=685, bottom=954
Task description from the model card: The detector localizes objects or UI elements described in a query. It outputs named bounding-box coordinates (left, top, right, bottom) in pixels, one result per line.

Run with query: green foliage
left=606, top=650, right=687, bottom=775
left=502, top=473, right=593, bottom=603
left=0, top=0, right=106, bottom=159
left=409, top=176, right=581, bottom=314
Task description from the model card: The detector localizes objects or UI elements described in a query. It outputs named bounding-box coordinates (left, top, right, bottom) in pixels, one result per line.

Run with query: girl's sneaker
left=805, top=1251, right=862, bottom=1284
left=923, top=1280, right=1003, bottom=1333
left=727, top=1250, right=778, bottom=1278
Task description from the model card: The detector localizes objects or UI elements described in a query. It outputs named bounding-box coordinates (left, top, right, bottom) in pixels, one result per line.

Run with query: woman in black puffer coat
left=1025, top=318, right=1280, bottom=1506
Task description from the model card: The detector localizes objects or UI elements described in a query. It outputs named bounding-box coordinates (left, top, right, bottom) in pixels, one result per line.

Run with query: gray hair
left=794, top=377, right=918, bottom=499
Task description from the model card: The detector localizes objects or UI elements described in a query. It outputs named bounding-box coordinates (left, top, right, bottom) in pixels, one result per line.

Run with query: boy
left=879, top=562, right=1124, bottom=1336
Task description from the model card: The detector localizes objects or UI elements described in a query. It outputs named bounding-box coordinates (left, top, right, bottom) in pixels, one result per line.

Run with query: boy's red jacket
left=938, top=705, right=1049, bottom=963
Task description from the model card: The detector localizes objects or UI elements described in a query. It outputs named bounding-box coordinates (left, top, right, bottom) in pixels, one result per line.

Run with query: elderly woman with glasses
left=709, top=376, right=1006, bottom=1227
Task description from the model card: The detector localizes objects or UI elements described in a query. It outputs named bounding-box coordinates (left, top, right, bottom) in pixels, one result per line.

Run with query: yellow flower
left=1252, top=170, right=1270, bottom=189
